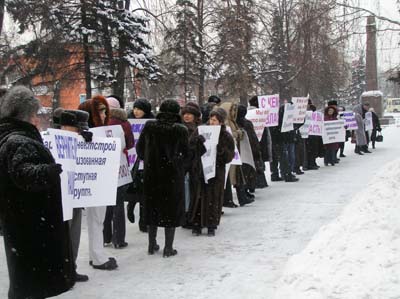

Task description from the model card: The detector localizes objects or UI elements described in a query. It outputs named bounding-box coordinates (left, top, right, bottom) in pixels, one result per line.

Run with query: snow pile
left=361, top=90, right=383, bottom=97
left=274, top=159, right=400, bottom=299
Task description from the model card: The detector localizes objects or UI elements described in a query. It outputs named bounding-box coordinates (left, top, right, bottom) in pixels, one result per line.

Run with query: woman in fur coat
left=191, top=108, right=235, bottom=236
left=0, top=86, right=75, bottom=298
left=136, top=100, right=189, bottom=257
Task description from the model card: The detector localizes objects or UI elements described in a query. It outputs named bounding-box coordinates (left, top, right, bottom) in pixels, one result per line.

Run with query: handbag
left=375, top=132, right=383, bottom=142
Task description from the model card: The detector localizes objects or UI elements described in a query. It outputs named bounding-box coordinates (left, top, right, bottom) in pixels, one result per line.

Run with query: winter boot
left=355, top=146, right=364, bottom=155
left=236, top=186, right=254, bottom=207
left=163, top=227, right=178, bottom=257
left=148, top=225, right=160, bottom=255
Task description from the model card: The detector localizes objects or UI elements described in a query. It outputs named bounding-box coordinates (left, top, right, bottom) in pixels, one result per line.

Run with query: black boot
left=148, top=225, right=160, bottom=255
left=245, top=190, right=255, bottom=199
left=355, top=146, right=364, bottom=155
left=236, top=186, right=254, bottom=207
left=163, top=227, right=177, bottom=257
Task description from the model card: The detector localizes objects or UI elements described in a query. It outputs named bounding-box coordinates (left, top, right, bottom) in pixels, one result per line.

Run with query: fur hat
left=52, top=107, right=64, bottom=128
left=237, top=104, right=248, bottom=119
left=327, top=100, right=338, bottom=106
left=249, top=96, right=259, bottom=108
left=106, top=97, right=121, bottom=109
left=159, top=99, right=180, bottom=115
left=208, top=95, right=221, bottom=104
left=0, top=85, right=41, bottom=122
left=60, top=110, right=90, bottom=131
left=181, top=102, right=201, bottom=118
left=209, top=107, right=227, bottom=124
left=133, top=98, right=152, bottom=115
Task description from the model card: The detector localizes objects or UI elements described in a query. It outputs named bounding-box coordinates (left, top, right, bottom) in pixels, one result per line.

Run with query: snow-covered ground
left=1, top=123, right=399, bottom=299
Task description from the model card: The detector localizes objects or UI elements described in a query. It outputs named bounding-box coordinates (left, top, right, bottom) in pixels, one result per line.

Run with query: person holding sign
left=136, top=100, right=189, bottom=257
left=102, top=97, right=134, bottom=249
left=57, top=109, right=92, bottom=283
left=323, top=106, right=340, bottom=166
left=191, top=108, right=235, bottom=236
left=79, top=96, right=118, bottom=270
left=0, top=86, right=75, bottom=298
left=352, top=104, right=369, bottom=155
left=368, top=107, right=382, bottom=149
left=126, top=98, right=154, bottom=233
left=180, top=102, right=207, bottom=233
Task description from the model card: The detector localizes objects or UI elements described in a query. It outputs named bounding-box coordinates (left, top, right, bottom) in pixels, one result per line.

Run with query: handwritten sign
left=128, top=118, right=151, bottom=170
left=364, top=112, right=373, bottom=131
left=258, top=94, right=279, bottom=127
left=292, top=97, right=309, bottom=123
left=281, top=103, right=295, bottom=133
left=198, top=125, right=221, bottom=182
left=308, top=111, right=324, bottom=136
left=245, top=109, right=267, bottom=141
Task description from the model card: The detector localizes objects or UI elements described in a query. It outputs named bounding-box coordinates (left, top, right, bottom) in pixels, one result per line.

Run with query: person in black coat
left=369, top=107, right=382, bottom=149
left=126, top=98, right=155, bottom=232
left=0, top=86, right=75, bottom=299
left=136, top=100, right=189, bottom=257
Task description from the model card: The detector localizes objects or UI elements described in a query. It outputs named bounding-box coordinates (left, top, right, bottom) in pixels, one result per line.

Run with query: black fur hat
left=133, top=98, right=152, bottom=115
left=249, top=96, right=259, bottom=108
left=181, top=102, right=201, bottom=118
left=60, top=109, right=90, bottom=130
left=208, top=95, right=221, bottom=104
left=160, top=99, right=180, bottom=115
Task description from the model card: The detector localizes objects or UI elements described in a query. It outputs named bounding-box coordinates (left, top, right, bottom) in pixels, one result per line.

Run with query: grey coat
left=353, top=104, right=367, bottom=146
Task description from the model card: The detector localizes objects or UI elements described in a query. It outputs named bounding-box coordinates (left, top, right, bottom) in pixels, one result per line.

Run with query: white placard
left=322, top=120, right=346, bottom=144
left=245, top=109, right=268, bottom=141
left=292, top=97, right=309, bottom=124
left=128, top=118, right=152, bottom=170
left=308, top=111, right=324, bottom=136
left=44, top=129, right=121, bottom=219
left=281, top=103, right=295, bottom=132
left=340, top=111, right=358, bottom=130
left=198, top=125, right=221, bottom=182
left=90, top=125, right=132, bottom=187
left=364, top=112, right=373, bottom=131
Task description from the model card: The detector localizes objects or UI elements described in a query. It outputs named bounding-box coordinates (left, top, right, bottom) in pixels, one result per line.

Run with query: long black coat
left=136, top=113, right=189, bottom=227
left=0, top=118, right=75, bottom=299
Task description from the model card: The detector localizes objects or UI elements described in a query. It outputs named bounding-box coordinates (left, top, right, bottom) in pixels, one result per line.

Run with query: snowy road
left=1, top=125, right=399, bottom=299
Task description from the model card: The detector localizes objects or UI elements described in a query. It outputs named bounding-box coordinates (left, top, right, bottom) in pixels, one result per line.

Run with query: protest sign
left=42, top=130, right=74, bottom=221
left=340, top=111, right=358, bottom=130
left=245, top=109, right=267, bottom=141
left=322, top=120, right=346, bottom=144
left=90, top=125, right=132, bottom=187
left=281, top=103, right=295, bottom=133
left=226, top=127, right=242, bottom=165
left=308, top=111, right=324, bottom=136
left=128, top=119, right=151, bottom=169
left=258, top=94, right=279, bottom=127
left=44, top=129, right=121, bottom=220
left=292, top=97, right=309, bottom=124
left=239, top=131, right=255, bottom=169
left=364, top=112, right=373, bottom=131
left=299, top=111, right=312, bottom=138
left=198, top=125, right=221, bottom=182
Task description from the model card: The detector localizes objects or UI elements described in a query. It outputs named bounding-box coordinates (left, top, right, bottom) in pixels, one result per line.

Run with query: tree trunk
left=0, top=0, right=4, bottom=36
left=197, top=0, right=205, bottom=105
left=81, top=0, right=92, bottom=99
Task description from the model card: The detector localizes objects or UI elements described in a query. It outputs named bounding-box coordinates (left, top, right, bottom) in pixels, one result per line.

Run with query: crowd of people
left=0, top=85, right=382, bottom=299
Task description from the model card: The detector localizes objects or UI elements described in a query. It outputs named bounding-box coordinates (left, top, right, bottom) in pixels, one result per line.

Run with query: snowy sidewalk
left=1, top=126, right=399, bottom=299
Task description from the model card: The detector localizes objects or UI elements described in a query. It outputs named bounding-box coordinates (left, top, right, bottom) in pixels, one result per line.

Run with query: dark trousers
left=270, top=143, right=291, bottom=178
left=68, top=208, right=82, bottom=267
left=295, top=139, right=305, bottom=171
left=103, top=186, right=126, bottom=245
left=324, top=148, right=336, bottom=165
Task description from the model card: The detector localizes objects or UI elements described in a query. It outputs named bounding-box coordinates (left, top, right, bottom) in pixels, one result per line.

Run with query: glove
left=197, top=135, right=206, bottom=144
left=81, top=131, right=93, bottom=142
left=127, top=201, right=136, bottom=223
left=48, top=163, right=63, bottom=176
